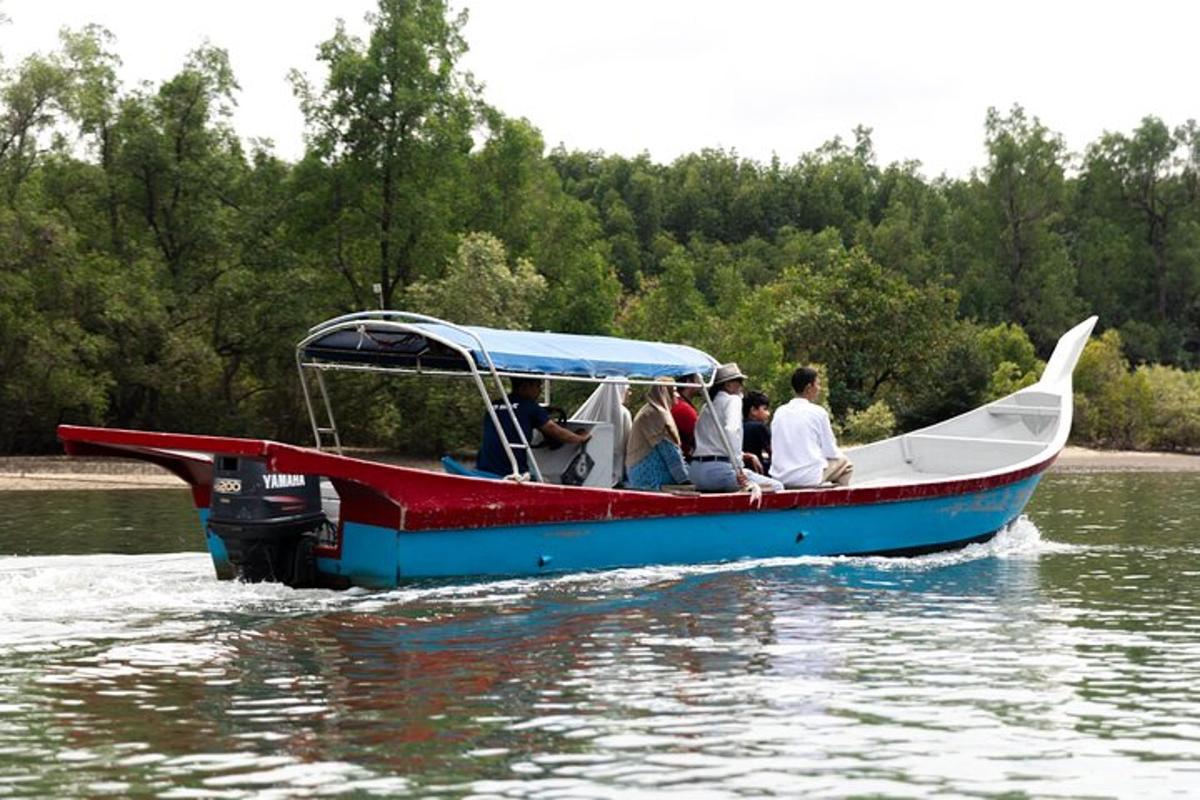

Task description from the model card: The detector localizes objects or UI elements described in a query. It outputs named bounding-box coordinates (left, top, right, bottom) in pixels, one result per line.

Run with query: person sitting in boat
left=691, top=363, right=784, bottom=493
left=476, top=377, right=591, bottom=477
left=769, top=366, right=853, bottom=488
left=572, top=377, right=633, bottom=486
left=742, top=390, right=772, bottom=474
left=625, top=378, right=690, bottom=491
left=671, top=374, right=702, bottom=459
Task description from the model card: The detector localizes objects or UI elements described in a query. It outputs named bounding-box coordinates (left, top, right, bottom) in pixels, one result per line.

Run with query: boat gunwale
left=56, top=423, right=1058, bottom=532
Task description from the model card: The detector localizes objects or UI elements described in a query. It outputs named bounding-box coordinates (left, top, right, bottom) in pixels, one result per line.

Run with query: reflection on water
left=1, top=474, right=1199, bottom=797
left=0, top=489, right=195, bottom=556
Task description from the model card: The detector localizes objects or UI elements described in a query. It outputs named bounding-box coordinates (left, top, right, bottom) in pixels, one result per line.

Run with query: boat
left=58, top=312, right=1098, bottom=588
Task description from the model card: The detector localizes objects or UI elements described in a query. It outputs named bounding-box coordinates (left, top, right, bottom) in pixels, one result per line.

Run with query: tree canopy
left=2, top=3, right=1199, bottom=455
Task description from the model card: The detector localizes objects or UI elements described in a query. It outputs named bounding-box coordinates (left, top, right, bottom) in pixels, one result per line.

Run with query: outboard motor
left=207, top=456, right=326, bottom=587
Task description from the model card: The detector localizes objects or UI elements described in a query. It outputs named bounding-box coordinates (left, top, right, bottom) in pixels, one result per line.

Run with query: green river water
left=1, top=471, right=1198, bottom=797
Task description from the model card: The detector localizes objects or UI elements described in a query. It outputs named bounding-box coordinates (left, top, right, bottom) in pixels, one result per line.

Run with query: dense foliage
left=2, top=1, right=1198, bottom=454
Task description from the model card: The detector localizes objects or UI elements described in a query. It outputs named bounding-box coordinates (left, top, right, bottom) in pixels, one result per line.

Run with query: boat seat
left=660, top=483, right=701, bottom=495
left=987, top=404, right=1058, bottom=417
left=441, top=455, right=502, bottom=480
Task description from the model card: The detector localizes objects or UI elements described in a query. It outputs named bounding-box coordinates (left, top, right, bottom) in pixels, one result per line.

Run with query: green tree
left=59, top=25, right=124, bottom=255
left=467, top=114, right=546, bottom=256
left=1072, top=330, right=1153, bottom=449
left=290, top=0, right=479, bottom=308
left=0, top=40, right=113, bottom=451
left=1138, top=364, right=1200, bottom=451
left=976, top=322, right=1044, bottom=399
left=842, top=400, right=897, bottom=445
left=955, top=106, right=1078, bottom=350
left=860, top=161, right=952, bottom=287
left=792, top=126, right=879, bottom=243
left=771, top=248, right=959, bottom=416
left=0, top=211, right=114, bottom=451
left=1077, top=117, right=1200, bottom=361
left=526, top=191, right=620, bottom=335
left=406, top=231, right=545, bottom=327
left=0, top=49, right=69, bottom=203
left=617, top=245, right=712, bottom=345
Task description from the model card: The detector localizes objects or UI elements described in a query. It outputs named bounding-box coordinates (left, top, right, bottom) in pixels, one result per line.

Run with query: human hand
left=743, top=453, right=763, bottom=473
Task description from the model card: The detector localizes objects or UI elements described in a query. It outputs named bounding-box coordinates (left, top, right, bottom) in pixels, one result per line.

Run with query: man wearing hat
left=690, top=363, right=785, bottom=493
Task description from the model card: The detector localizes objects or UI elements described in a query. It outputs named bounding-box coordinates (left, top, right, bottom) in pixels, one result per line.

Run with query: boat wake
left=0, top=516, right=1064, bottom=655
left=519, top=514, right=1058, bottom=594
left=362, top=515, right=1062, bottom=604
left=0, top=552, right=344, bottom=655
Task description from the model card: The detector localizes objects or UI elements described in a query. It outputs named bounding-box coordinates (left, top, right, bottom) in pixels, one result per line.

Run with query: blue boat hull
left=202, top=473, right=1042, bottom=587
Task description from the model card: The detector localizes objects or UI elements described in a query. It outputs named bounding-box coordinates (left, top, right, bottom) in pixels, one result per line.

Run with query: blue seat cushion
left=441, top=455, right=503, bottom=480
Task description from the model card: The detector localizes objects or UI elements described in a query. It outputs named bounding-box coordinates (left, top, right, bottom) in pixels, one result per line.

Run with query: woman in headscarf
left=572, top=377, right=632, bottom=486
left=625, top=379, right=690, bottom=491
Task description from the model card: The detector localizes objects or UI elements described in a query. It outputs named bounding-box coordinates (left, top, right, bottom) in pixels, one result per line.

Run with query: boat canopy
left=299, top=313, right=720, bottom=381
left=295, top=311, right=726, bottom=471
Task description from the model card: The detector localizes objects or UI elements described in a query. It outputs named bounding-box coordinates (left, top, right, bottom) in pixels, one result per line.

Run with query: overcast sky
left=0, top=0, right=1195, bottom=177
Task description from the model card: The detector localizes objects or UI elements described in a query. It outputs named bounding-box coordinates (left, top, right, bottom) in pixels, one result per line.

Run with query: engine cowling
left=207, top=456, right=326, bottom=587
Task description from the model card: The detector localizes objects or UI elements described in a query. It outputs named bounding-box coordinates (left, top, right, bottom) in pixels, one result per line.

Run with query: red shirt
left=671, top=396, right=699, bottom=457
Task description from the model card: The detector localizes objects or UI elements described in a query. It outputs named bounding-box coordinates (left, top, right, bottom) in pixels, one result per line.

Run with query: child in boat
left=742, top=390, right=772, bottom=475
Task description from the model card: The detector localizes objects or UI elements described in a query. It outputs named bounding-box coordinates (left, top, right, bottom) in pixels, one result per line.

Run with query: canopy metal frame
left=294, top=310, right=741, bottom=484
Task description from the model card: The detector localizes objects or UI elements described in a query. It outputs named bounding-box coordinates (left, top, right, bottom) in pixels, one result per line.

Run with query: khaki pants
left=823, top=456, right=853, bottom=486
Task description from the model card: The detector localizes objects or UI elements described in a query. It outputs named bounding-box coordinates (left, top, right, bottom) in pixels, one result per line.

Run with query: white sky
left=0, top=0, right=1195, bottom=177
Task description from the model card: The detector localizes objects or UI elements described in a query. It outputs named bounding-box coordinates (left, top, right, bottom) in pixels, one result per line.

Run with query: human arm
left=652, top=440, right=690, bottom=484
left=818, top=410, right=843, bottom=460
left=718, top=393, right=743, bottom=453
left=742, top=452, right=764, bottom=473
left=541, top=420, right=592, bottom=445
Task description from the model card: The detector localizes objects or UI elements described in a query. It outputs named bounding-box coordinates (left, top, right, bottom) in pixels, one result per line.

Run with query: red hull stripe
left=57, top=425, right=1056, bottom=533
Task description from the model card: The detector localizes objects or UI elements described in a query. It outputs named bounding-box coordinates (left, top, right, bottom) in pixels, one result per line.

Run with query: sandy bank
left=0, top=454, right=442, bottom=491
left=3, top=447, right=1199, bottom=491
left=1053, top=446, right=1200, bottom=472
left=0, top=456, right=186, bottom=491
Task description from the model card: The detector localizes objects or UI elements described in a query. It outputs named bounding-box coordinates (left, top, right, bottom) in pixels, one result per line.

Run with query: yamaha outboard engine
left=207, top=456, right=326, bottom=587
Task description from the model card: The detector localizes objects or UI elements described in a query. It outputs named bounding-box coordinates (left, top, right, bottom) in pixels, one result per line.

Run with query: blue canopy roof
left=300, top=316, right=720, bottom=381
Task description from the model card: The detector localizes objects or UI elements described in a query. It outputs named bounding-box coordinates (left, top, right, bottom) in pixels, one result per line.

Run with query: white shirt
left=769, top=397, right=843, bottom=487
left=692, top=391, right=742, bottom=459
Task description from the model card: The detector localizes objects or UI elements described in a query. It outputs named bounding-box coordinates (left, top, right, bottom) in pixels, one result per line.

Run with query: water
left=1, top=473, right=1199, bottom=797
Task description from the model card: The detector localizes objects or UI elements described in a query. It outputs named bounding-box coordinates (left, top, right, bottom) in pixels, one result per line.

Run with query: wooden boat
left=58, top=313, right=1098, bottom=588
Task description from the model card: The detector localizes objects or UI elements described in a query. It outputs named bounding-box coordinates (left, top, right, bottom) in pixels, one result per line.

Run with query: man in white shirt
left=769, top=366, right=853, bottom=488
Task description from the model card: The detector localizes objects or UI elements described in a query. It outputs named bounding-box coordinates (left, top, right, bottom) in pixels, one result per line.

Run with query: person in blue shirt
left=476, top=377, right=591, bottom=476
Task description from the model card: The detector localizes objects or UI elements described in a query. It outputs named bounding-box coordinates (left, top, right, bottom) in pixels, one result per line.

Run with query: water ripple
left=2, top=476, right=1200, bottom=796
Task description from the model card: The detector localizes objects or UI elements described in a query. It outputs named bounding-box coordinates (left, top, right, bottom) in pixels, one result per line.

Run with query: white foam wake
left=0, top=517, right=1064, bottom=654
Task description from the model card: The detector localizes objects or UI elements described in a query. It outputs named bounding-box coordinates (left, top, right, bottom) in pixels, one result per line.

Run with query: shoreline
left=2, top=446, right=1199, bottom=491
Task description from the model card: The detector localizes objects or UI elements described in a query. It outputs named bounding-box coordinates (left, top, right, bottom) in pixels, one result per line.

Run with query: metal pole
left=296, top=351, right=323, bottom=449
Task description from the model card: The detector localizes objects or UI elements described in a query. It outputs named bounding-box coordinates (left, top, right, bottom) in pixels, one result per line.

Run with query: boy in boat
left=769, top=366, right=853, bottom=487
left=742, top=391, right=772, bottom=475
left=476, top=377, right=591, bottom=477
